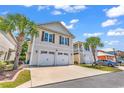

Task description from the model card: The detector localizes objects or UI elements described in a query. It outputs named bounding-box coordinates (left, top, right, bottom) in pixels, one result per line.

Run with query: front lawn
left=0, top=70, right=31, bottom=88
left=80, top=64, right=122, bottom=72
left=120, top=64, right=124, bottom=66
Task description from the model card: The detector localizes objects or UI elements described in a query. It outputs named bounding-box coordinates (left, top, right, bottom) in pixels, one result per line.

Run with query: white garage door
left=56, top=52, right=69, bottom=65
left=38, top=50, right=55, bottom=66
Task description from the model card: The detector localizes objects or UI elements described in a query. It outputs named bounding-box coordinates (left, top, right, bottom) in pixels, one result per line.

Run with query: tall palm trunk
left=91, top=47, right=96, bottom=64
left=13, top=32, right=24, bottom=70
left=14, top=42, right=22, bottom=69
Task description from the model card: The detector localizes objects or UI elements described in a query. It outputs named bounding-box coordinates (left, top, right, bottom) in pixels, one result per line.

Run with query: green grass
left=0, top=70, right=31, bottom=88
left=80, top=64, right=122, bottom=72
left=120, top=64, right=124, bottom=66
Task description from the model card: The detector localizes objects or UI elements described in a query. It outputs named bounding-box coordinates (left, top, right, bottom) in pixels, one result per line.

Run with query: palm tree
left=0, top=14, right=38, bottom=69
left=84, top=37, right=104, bottom=64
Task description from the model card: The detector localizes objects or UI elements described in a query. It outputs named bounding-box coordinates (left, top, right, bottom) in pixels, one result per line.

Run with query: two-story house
left=29, top=22, right=75, bottom=66
left=73, top=41, right=94, bottom=64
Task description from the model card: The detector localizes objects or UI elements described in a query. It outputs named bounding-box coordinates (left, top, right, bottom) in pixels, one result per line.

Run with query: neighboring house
left=0, top=31, right=16, bottom=61
left=116, top=50, right=124, bottom=60
left=73, top=41, right=94, bottom=64
left=97, top=50, right=116, bottom=62
left=30, top=22, right=75, bottom=66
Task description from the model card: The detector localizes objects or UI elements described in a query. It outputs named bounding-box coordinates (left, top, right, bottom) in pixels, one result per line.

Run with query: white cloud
left=23, top=5, right=32, bottom=7
left=105, top=5, right=124, bottom=18
left=1, top=11, right=9, bottom=15
left=70, top=19, right=79, bottom=24
left=36, top=5, right=86, bottom=15
left=38, top=6, right=49, bottom=11
left=83, top=32, right=103, bottom=37
left=61, top=22, right=73, bottom=29
left=101, top=19, right=118, bottom=27
left=104, top=40, right=120, bottom=45
left=103, top=8, right=108, bottom=12
left=54, top=5, right=86, bottom=13
left=51, top=10, right=62, bottom=15
left=107, top=28, right=124, bottom=36
left=61, top=19, right=79, bottom=29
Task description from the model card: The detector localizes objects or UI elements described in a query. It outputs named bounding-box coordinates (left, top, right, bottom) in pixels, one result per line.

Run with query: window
left=60, top=36, right=69, bottom=45
left=41, top=51, right=47, bottom=54
left=49, top=52, right=55, bottom=54
left=61, top=37, right=64, bottom=44
left=49, top=34, right=53, bottom=42
left=85, top=47, right=90, bottom=51
left=44, top=32, right=48, bottom=41
left=65, top=38, right=68, bottom=45
left=42, top=31, right=55, bottom=43
left=64, top=53, right=68, bottom=55
left=58, top=52, right=63, bottom=55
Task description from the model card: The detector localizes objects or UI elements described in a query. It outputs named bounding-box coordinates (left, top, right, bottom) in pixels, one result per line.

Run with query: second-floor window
left=49, top=34, right=53, bottom=42
left=44, top=32, right=48, bottom=41
left=42, top=31, right=55, bottom=43
left=85, top=46, right=90, bottom=51
left=59, top=36, right=69, bottom=46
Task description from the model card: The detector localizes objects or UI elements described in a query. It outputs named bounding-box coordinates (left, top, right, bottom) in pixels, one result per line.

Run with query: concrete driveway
left=30, top=65, right=110, bottom=87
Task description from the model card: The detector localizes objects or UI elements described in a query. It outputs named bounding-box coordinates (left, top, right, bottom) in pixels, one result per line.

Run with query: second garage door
left=56, top=52, right=69, bottom=65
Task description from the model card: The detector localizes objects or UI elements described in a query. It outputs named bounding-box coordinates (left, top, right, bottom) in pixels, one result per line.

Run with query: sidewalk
left=117, top=66, right=124, bottom=70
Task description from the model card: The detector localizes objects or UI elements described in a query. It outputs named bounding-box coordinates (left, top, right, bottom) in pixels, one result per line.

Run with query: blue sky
left=0, top=5, right=124, bottom=51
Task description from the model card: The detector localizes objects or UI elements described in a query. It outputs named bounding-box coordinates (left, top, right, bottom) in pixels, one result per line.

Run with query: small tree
left=84, top=37, right=104, bottom=64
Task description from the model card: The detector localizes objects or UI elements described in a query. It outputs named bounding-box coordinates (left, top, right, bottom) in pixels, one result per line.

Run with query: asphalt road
left=35, top=71, right=124, bottom=88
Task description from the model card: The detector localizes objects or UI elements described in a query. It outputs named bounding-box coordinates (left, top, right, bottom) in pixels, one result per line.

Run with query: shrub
left=0, top=61, right=7, bottom=65
left=0, top=61, right=14, bottom=71
left=0, top=62, right=6, bottom=73
left=4, top=64, right=14, bottom=71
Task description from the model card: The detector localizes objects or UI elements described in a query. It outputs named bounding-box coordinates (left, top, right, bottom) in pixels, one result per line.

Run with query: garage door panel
left=56, top=52, right=69, bottom=65
left=38, top=50, right=55, bottom=66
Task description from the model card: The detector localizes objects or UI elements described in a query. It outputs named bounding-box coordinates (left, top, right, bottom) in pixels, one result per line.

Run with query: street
left=35, top=71, right=124, bottom=88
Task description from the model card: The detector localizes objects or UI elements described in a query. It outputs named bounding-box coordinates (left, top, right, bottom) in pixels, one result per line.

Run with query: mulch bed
left=0, top=69, right=21, bottom=81
left=0, top=64, right=27, bottom=81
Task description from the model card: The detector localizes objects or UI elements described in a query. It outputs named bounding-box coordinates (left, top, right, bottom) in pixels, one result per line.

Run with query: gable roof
left=38, top=21, right=75, bottom=38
